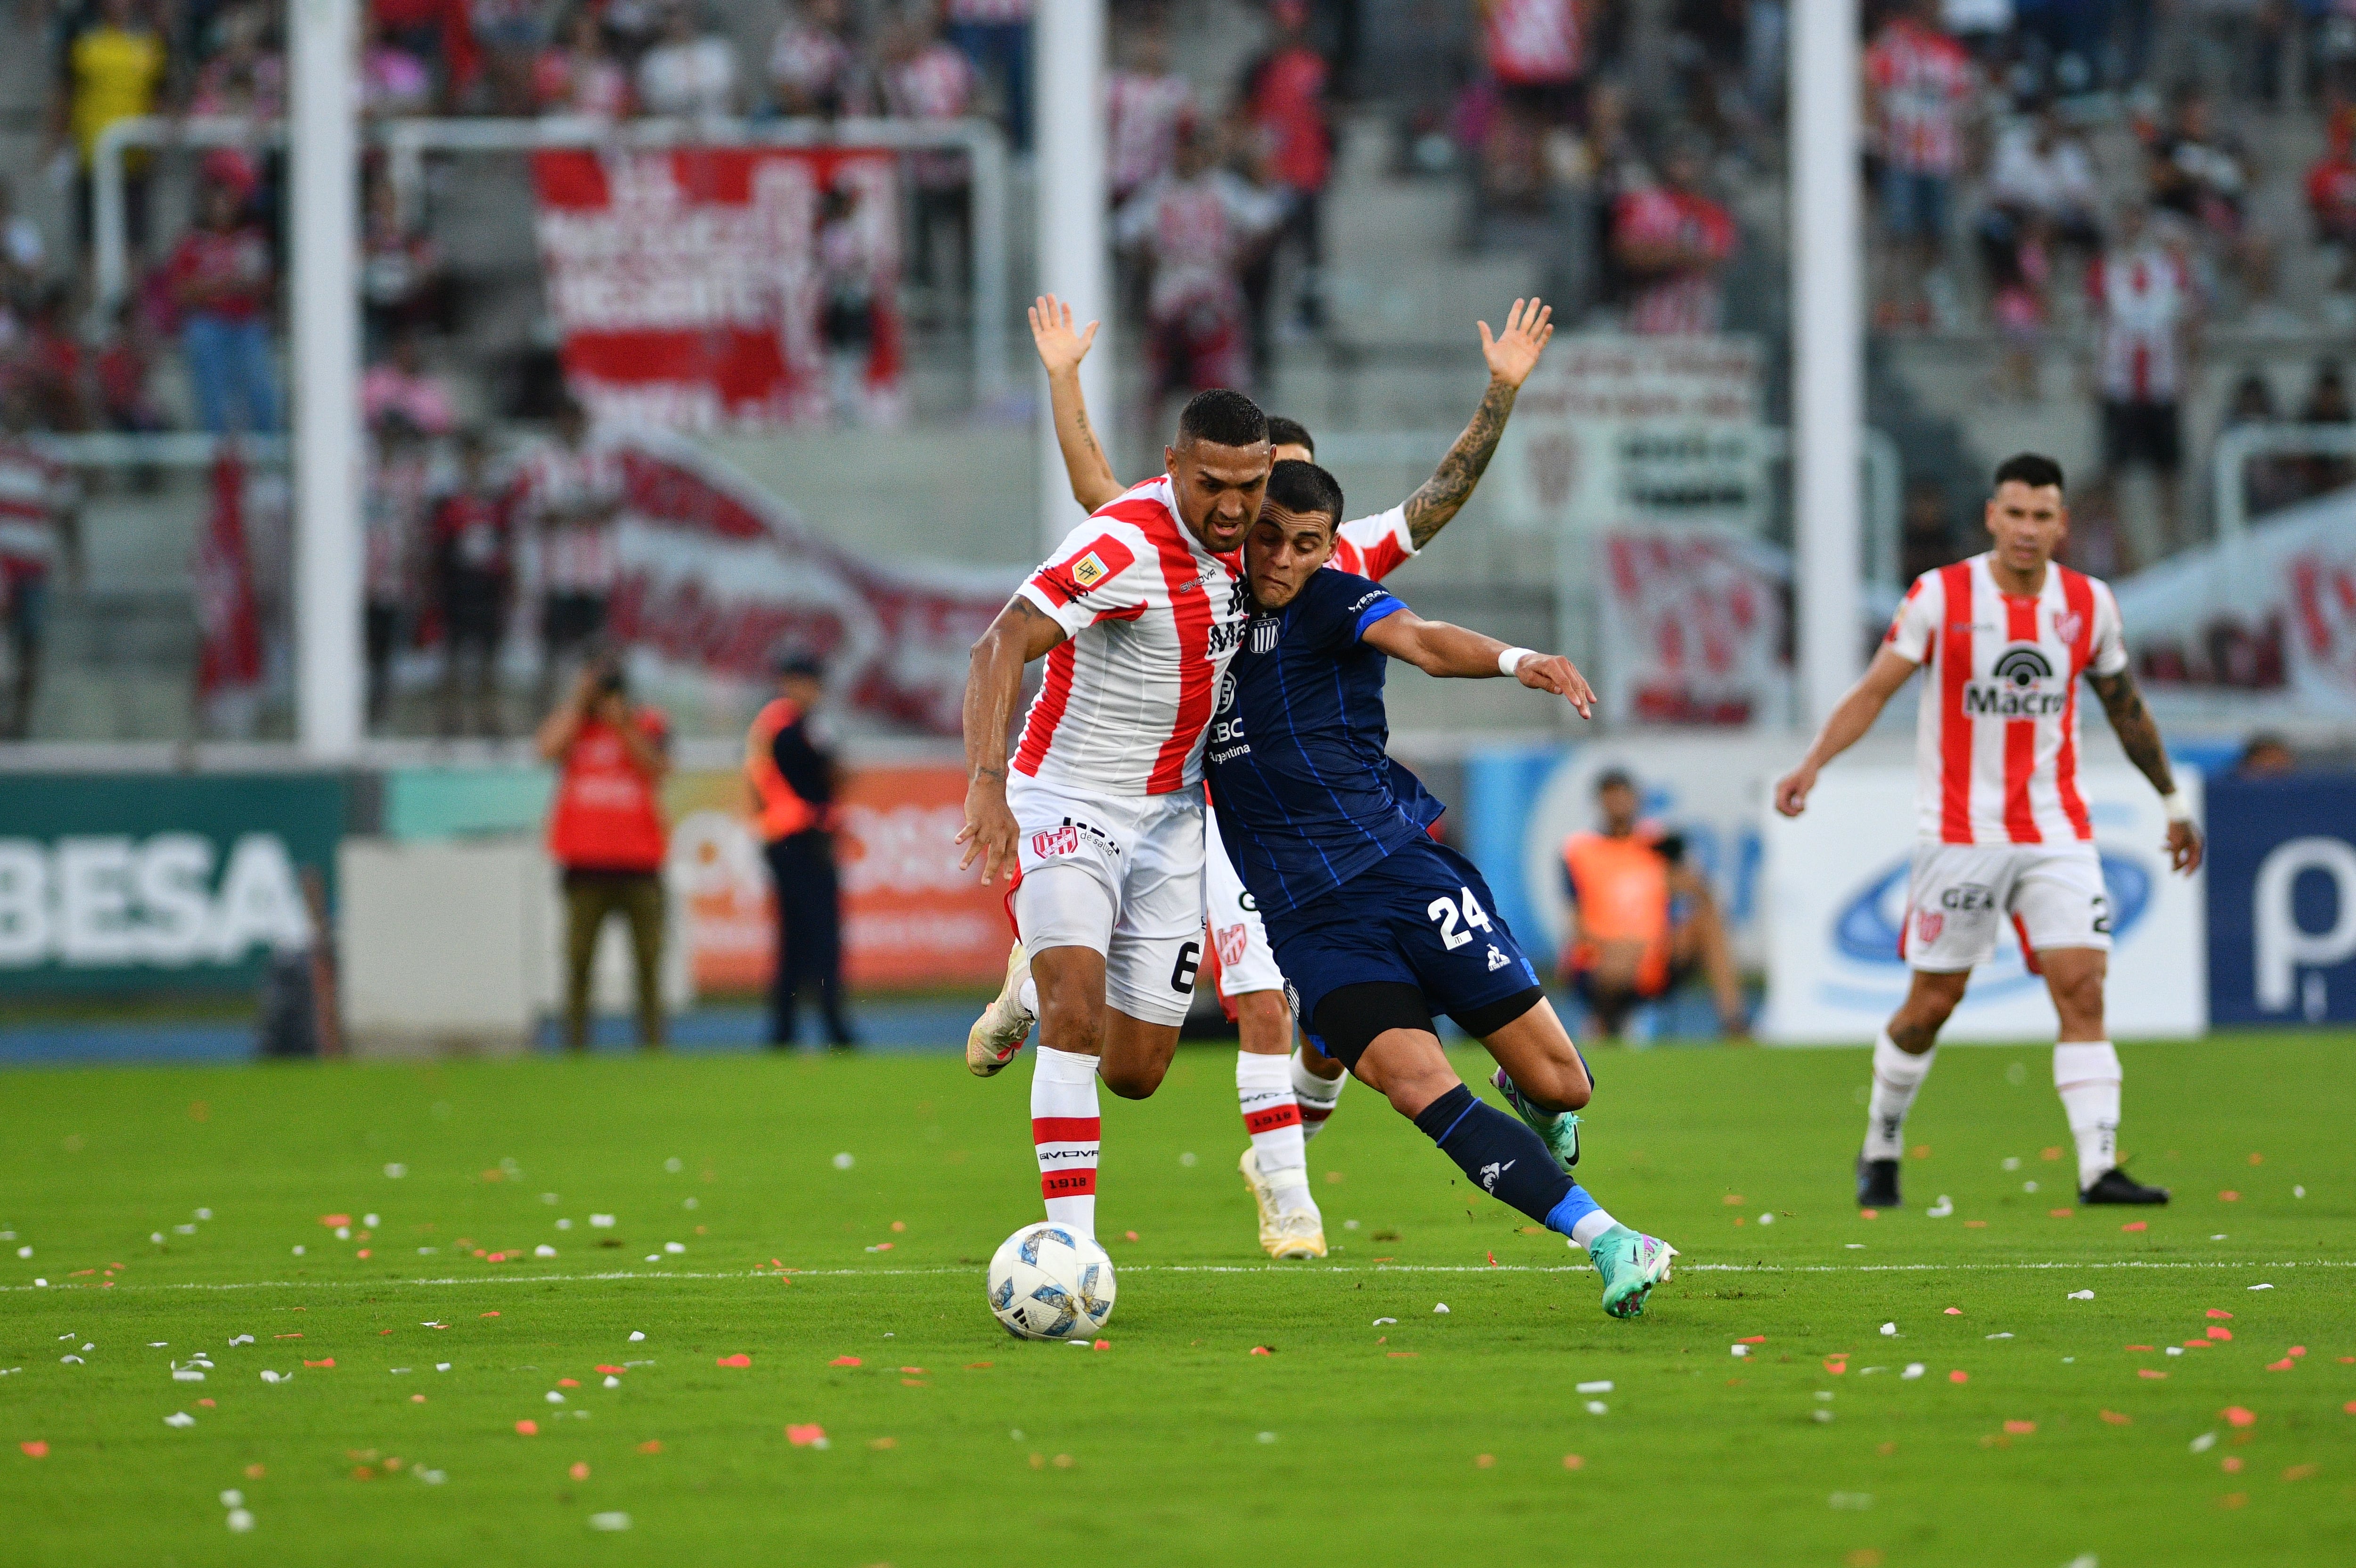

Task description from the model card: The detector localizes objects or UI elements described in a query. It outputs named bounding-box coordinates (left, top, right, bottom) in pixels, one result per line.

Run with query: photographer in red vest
left=746, top=651, right=854, bottom=1049
left=538, top=653, right=671, bottom=1050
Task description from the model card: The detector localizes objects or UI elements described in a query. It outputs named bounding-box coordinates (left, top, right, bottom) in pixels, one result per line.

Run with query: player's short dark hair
left=1265, top=459, right=1344, bottom=532
left=1594, top=767, right=1636, bottom=795
left=1993, top=452, right=2066, bottom=493
left=1176, top=388, right=1269, bottom=450
left=1266, top=415, right=1316, bottom=457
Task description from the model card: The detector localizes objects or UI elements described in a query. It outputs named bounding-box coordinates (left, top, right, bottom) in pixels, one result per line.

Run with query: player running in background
left=956, top=390, right=1271, bottom=1244
left=987, top=292, right=1555, bottom=1259
left=1207, top=460, right=1676, bottom=1316
left=1773, top=453, right=2202, bottom=1211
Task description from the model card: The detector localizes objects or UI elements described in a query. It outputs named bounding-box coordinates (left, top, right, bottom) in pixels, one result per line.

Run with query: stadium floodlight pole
left=1790, top=0, right=1864, bottom=729
left=289, top=0, right=364, bottom=758
left=1034, top=0, right=1112, bottom=551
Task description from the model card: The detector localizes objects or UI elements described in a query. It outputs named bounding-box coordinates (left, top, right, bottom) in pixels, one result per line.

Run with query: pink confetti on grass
left=1824, top=1357, right=1849, bottom=1375
left=2003, top=1421, right=2035, bottom=1435
left=319, top=1215, right=351, bottom=1227
left=2100, top=1411, right=2131, bottom=1425
left=716, top=1355, right=751, bottom=1368
left=1123, top=1231, right=1140, bottom=1242
left=515, top=1421, right=538, bottom=1436
left=2048, top=1209, right=2075, bottom=1219
left=2207, top=1309, right=2233, bottom=1320
left=595, top=1365, right=627, bottom=1375
left=569, top=1462, right=589, bottom=1481
left=828, top=1356, right=861, bottom=1368
left=2289, top=1346, right=2307, bottom=1357
left=480, top=1312, right=499, bottom=1319
left=785, top=1424, right=826, bottom=1448
left=1249, top=1347, right=1272, bottom=1356
left=2139, top=1369, right=2168, bottom=1380
left=1943, top=1308, right=1963, bottom=1316
left=2222, top=1407, right=2257, bottom=1427
left=557, top=1378, right=579, bottom=1388
left=2121, top=1221, right=2148, bottom=1232
left=1949, top=1371, right=1969, bottom=1384
left=638, top=1441, right=662, bottom=1454
left=1561, top=1454, right=1584, bottom=1470
left=1858, top=1209, right=1879, bottom=1220
left=2219, top=1191, right=2241, bottom=1202
left=1736, top=1335, right=1767, bottom=1344
left=1092, top=1340, right=1110, bottom=1351
left=19, top=1442, right=47, bottom=1458
left=303, top=1359, right=335, bottom=1369
left=2208, top=1328, right=2233, bottom=1341
left=2266, top=1359, right=2295, bottom=1372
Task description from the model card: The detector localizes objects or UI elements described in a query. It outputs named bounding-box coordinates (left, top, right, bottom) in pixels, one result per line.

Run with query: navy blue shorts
left=1267, top=838, right=1543, bottom=1041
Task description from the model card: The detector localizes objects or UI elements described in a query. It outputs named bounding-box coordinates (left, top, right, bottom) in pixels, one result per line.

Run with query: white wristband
left=2162, top=789, right=2192, bottom=824
left=1498, top=647, right=1538, bottom=678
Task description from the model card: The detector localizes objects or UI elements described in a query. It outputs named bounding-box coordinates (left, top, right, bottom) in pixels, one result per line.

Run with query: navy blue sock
left=1411, top=1083, right=1576, bottom=1228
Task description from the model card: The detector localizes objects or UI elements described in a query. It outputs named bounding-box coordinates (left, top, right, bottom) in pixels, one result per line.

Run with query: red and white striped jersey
left=1330, top=504, right=1415, bottom=581
left=1013, top=476, right=1248, bottom=796
left=1884, top=553, right=2130, bottom=846
left=0, top=440, right=74, bottom=569
left=1483, top=0, right=1582, bottom=87
left=1866, top=16, right=1975, bottom=175
left=2088, top=244, right=2192, bottom=404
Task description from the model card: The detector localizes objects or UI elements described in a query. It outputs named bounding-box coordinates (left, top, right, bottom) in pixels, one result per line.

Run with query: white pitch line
left=1, top=1258, right=2349, bottom=1295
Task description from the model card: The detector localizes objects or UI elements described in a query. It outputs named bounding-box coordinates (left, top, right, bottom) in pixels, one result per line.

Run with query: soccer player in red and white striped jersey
left=957, top=389, right=1271, bottom=1242
left=1775, top=454, right=2202, bottom=1212
left=1001, top=294, right=1555, bottom=1258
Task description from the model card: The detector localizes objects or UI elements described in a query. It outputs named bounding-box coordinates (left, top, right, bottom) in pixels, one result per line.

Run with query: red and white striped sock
left=1239, top=1051, right=1314, bottom=1215
left=1290, top=1047, right=1345, bottom=1142
left=1031, top=1045, right=1100, bottom=1237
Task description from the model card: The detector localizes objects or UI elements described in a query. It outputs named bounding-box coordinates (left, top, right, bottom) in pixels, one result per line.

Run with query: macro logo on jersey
left=1965, top=644, right=2066, bottom=719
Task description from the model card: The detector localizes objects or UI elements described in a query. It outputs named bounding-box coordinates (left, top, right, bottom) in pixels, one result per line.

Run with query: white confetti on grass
left=2249, top=1282, right=2274, bottom=1291
left=2191, top=1433, right=2217, bottom=1453
left=1371, top=1317, right=1396, bottom=1326
left=2068, top=1289, right=2094, bottom=1300
left=163, top=1412, right=195, bottom=1428
left=830, top=1153, right=855, bottom=1171
left=535, top=1246, right=557, bottom=1259
left=1432, top=1304, right=1449, bottom=1315
left=628, top=1331, right=645, bottom=1342
left=1880, top=1323, right=1898, bottom=1336
left=1584, top=1401, right=1608, bottom=1415
left=587, top=1513, right=630, bottom=1532
left=1576, top=1380, right=1612, bottom=1394
left=1901, top=1364, right=1926, bottom=1380
left=225, top=1509, right=254, bottom=1533
left=589, top=1216, right=615, bottom=1229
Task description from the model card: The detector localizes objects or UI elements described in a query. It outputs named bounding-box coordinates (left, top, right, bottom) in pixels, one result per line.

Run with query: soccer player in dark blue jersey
left=1205, top=461, right=1678, bottom=1317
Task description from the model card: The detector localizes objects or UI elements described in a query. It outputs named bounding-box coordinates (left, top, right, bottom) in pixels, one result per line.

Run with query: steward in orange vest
left=748, top=652, right=854, bottom=1048
left=1560, top=768, right=1749, bottom=1040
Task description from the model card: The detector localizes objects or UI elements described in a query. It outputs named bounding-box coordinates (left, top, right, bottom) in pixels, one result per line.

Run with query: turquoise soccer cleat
left=1585, top=1225, right=1676, bottom=1319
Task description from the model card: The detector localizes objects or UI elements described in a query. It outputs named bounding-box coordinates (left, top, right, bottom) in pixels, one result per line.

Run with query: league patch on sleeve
left=1033, top=534, right=1137, bottom=604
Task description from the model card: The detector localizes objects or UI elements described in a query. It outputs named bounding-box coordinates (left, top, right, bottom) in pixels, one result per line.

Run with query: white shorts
left=1205, top=817, right=1285, bottom=1007
left=1008, top=772, right=1207, bottom=1027
left=1902, top=840, right=2113, bottom=973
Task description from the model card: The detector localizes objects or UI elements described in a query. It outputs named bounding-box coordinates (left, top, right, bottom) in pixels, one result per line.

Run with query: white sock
left=1569, top=1209, right=1619, bottom=1249
left=1238, top=1051, right=1315, bottom=1216
left=1864, top=1030, right=1936, bottom=1161
left=1030, top=1046, right=1100, bottom=1237
left=2053, top=1041, right=2122, bottom=1190
left=1017, top=977, right=1038, bottom=1018
left=1289, top=1048, right=1345, bottom=1142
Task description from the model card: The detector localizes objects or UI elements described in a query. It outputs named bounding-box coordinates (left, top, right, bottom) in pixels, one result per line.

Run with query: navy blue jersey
left=1205, top=567, right=1445, bottom=916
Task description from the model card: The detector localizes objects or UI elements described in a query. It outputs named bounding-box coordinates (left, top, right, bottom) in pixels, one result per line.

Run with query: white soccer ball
left=987, top=1223, right=1115, bottom=1341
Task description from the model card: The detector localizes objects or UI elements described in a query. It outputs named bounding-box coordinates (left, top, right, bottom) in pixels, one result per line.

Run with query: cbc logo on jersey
left=1964, top=643, right=2067, bottom=718
left=1031, top=826, right=1080, bottom=860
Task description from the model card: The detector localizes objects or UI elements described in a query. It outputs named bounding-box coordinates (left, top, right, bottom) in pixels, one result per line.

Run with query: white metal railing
left=91, top=112, right=1011, bottom=395
left=32, top=432, right=288, bottom=467
left=2209, top=422, right=2356, bottom=542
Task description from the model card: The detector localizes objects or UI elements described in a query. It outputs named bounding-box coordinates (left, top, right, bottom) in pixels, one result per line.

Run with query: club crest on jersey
left=2053, top=609, right=2084, bottom=646
left=1215, top=923, right=1248, bottom=968
left=1031, top=825, right=1080, bottom=859
left=1916, top=910, right=1945, bottom=946
left=1965, top=644, right=2066, bottom=717
left=1249, top=617, right=1280, bottom=655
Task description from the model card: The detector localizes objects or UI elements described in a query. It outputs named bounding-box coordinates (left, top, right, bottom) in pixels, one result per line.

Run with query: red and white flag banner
left=599, top=428, right=1017, bottom=735
left=1595, top=528, right=1792, bottom=727
left=531, top=147, right=902, bottom=432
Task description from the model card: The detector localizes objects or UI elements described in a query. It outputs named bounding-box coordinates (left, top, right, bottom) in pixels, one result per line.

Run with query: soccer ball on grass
left=987, top=1223, right=1116, bottom=1340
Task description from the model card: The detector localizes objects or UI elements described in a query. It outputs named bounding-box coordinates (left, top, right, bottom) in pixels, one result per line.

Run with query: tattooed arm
left=1399, top=297, right=1555, bottom=548
left=2088, top=667, right=2204, bottom=874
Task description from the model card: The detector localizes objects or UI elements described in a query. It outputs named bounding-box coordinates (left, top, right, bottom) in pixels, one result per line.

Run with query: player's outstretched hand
left=1515, top=652, right=1594, bottom=720
left=956, top=782, right=1021, bottom=885
left=1479, top=297, right=1555, bottom=389
left=1772, top=766, right=1816, bottom=817
left=2164, top=819, right=2203, bottom=875
left=1029, top=294, right=1099, bottom=378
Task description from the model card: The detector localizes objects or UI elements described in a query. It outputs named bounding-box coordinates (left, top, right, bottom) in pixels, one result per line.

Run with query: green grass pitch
left=1, top=1033, right=2351, bottom=1567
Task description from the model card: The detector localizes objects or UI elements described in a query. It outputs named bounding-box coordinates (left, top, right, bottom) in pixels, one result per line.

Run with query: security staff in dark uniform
left=746, top=652, right=855, bottom=1048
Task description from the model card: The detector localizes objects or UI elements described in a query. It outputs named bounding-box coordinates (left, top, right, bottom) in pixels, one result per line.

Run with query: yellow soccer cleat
left=965, top=940, right=1035, bottom=1078
left=1240, top=1147, right=1327, bottom=1259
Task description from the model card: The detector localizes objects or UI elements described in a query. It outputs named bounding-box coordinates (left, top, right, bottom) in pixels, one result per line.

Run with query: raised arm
left=1772, top=648, right=1920, bottom=816
left=1399, top=298, right=1555, bottom=548
left=956, top=596, right=1070, bottom=883
left=1360, top=605, right=1594, bottom=720
left=1028, top=294, right=1123, bottom=513
left=2087, top=666, right=2203, bottom=873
